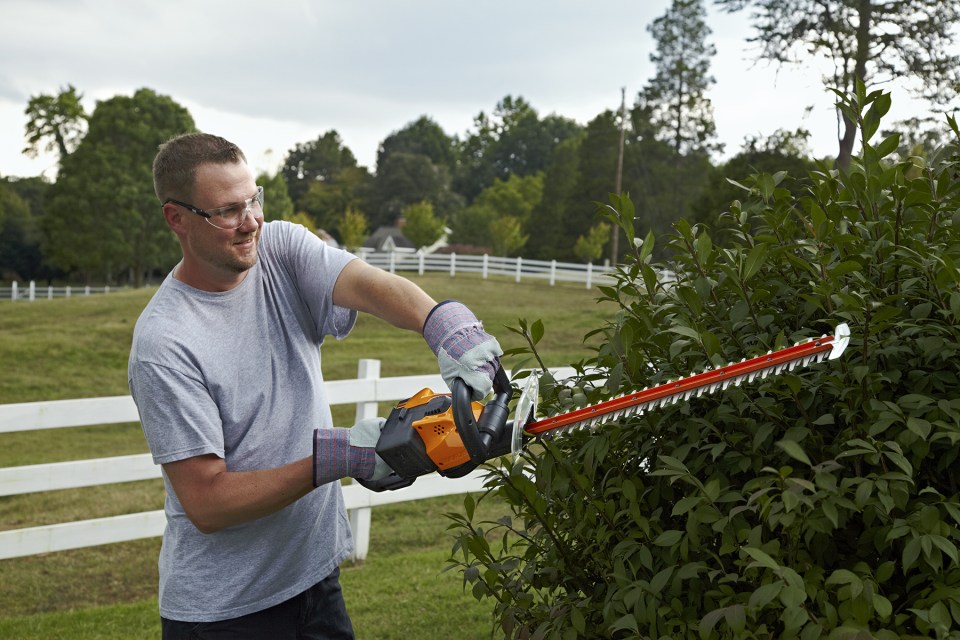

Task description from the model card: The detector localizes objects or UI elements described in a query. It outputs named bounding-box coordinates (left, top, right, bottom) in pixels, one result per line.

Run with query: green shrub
left=447, top=84, right=960, bottom=639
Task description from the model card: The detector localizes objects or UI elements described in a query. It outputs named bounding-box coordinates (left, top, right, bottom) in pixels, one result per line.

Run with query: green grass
left=0, top=272, right=612, bottom=638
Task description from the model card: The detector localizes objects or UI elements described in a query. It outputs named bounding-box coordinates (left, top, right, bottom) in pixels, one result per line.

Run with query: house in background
left=361, top=216, right=451, bottom=255
left=362, top=225, right=416, bottom=253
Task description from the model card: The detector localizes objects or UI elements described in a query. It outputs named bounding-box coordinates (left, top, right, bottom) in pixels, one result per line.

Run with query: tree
left=22, top=84, right=87, bottom=161
left=295, top=164, right=372, bottom=237
left=400, top=201, right=446, bottom=249
left=620, top=105, right=711, bottom=259
left=0, top=176, right=58, bottom=282
left=337, top=206, right=368, bottom=252
left=572, top=222, right=611, bottom=263
left=376, top=116, right=457, bottom=173
left=42, top=88, right=194, bottom=285
left=370, top=151, right=462, bottom=229
left=0, top=181, right=34, bottom=278
left=638, top=0, right=720, bottom=156
left=256, top=170, right=295, bottom=222
left=715, top=0, right=960, bottom=169
left=690, top=128, right=816, bottom=234
left=449, top=88, right=960, bottom=637
left=489, top=215, right=528, bottom=257
left=450, top=173, right=543, bottom=252
left=526, top=135, right=583, bottom=260
left=454, top=96, right=581, bottom=201
left=281, top=131, right=361, bottom=205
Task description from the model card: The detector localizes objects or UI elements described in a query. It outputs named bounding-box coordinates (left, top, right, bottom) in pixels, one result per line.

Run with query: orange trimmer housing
left=399, top=388, right=483, bottom=471
left=360, top=368, right=514, bottom=492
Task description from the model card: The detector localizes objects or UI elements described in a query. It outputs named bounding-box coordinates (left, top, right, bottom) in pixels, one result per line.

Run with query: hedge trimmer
left=359, top=323, right=851, bottom=492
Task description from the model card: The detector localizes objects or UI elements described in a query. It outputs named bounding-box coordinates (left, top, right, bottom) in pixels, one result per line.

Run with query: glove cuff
left=422, top=300, right=479, bottom=354
left=313, top=428, right=377, bottom=487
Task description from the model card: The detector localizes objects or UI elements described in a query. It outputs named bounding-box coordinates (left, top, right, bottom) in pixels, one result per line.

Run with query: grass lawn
left=0, top=272, right=613, bottom=637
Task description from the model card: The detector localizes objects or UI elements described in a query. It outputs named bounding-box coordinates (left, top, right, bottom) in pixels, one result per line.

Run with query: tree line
left=1, top=0, right=957, bottom=286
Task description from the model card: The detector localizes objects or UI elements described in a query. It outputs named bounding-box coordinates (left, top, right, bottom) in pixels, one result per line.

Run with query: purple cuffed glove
left=312, top=417, right=392, bottom=487
left=422, top=300, right=503, bottom=400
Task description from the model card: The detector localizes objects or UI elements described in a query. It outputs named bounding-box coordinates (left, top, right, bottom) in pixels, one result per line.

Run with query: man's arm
left=162, top=418, right=389, bottom=534
left=332, top=259, right=437, bottom=332
left=163, top=454, right=314, bottom=534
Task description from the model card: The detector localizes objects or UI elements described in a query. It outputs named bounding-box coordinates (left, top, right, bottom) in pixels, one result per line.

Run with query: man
left=128, top=132, right=502, bottom=639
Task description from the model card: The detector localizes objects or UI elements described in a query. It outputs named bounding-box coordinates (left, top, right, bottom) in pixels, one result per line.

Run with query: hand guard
left=312, top=417, right=393, bottom=487
left=422, top=300, right=503, bottom=400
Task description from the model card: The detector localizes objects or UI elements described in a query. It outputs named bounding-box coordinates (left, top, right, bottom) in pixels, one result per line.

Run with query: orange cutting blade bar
left=525, top=324, right=849, bottom=437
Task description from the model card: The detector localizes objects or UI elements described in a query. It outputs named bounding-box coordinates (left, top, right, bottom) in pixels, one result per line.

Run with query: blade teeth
left=539, top=334, right=841, bottom=440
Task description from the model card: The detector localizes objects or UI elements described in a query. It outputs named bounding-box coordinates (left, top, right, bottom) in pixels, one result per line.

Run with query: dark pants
left=161, top=568, right=354, bottom=640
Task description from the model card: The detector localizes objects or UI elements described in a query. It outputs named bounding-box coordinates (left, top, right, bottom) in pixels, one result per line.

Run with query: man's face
left=179, top=161, right=263, bottom=287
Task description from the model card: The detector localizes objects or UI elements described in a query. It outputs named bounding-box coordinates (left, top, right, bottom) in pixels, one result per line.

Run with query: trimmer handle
left=449, top=365, right=512, bottom=477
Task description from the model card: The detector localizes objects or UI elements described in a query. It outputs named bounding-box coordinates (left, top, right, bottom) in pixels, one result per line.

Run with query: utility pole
left=610, top=86, right=626, bottom=267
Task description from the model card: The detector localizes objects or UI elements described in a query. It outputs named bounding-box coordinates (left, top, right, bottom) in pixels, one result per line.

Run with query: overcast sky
left=0, top=0, right=946, bottom=181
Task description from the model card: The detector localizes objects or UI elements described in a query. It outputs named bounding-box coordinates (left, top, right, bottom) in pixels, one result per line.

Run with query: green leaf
left=742, top=546, right=780, bottom=571
left=672, top=496, right=704, bottom=517
left=668, top=325, right=702, bottom=340
left=654, top=530, right=684, bottom=546
left=875, top=133, right=900, bottom=159
left=748, top=581, right=783, bottom=609
left=725, top=604, right=746, bottom=633
left=776, top=439, right=812, bottom=466
left=906, top=416, right=932, bottom=439
left=610, top=614, right=639, bottom=634
left=530, top=319, right=544, bottom=345
left=779, top=585, right=807, bottom=608
left=743, top=244, right=768, bottom=282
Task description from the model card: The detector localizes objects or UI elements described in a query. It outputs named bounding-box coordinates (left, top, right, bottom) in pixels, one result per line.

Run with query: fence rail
left=1, top=282, right=115, bottom=301
left=357, top=250, right=615, bottom=288
left=0, top=361, right=575, bottom=562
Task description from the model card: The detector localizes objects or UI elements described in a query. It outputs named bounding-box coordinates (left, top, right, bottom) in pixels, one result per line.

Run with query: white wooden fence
left=357, top=250, right=614, bottom=289
left=1, top=282, right=115, bottom=301
left=0, top=361, right=574, bottom=562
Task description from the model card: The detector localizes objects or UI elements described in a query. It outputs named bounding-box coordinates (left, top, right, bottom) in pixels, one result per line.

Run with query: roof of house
left=362, top=226, right=417, bottom=251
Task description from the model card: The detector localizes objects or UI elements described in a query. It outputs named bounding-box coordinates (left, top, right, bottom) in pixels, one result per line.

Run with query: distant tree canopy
left=43, top=88, right=194, bottom=286
left=6, top=4, right=958, bottom=284
left=22, top=84, right=87, bottom=160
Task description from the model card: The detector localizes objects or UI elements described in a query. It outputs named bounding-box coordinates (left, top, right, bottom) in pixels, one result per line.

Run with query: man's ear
left=162, top=202, right=187, bottom=234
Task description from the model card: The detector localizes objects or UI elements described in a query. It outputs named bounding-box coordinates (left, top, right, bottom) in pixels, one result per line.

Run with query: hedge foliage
left=447, top=84, right=960, bottom=639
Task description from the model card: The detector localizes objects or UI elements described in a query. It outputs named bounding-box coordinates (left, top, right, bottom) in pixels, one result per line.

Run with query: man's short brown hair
left=153, top=132, right=247, bottom=203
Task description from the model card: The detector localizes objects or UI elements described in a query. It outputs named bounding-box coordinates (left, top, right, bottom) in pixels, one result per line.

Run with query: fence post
left=550, top=260, right=557, bottom=286
left=47, top=286, right=53, bottom=300
left=418, top=251, right=425, bottom=276
left=348, top=358, right=381, bottom=562
left=85, top=286, right=91, bottom=296
left=66, top=286, right=71, bottom=298
left=449, top=253, right=456, bottom=277
left=388, top=252, right=396, bottom=274
left=11, top=281, right=17, bottom=301
left=482, top=254, right=489, bottom=280
left=515, top=257, right=522, bottom=284
left=29, top=281, right=36, bottom=301
left=586, top=263, right=593, bottom=290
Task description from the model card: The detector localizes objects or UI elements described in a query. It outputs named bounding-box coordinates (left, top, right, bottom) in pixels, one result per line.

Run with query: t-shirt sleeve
left=130, top=360, right=225, bottom=465
left=267, top=222, right=357, bottom=340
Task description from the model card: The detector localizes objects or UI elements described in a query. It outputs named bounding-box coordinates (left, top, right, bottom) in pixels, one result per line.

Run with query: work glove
left=422, top=300, right=503, bottom=400
left=312, top=417, right=393, bottom=487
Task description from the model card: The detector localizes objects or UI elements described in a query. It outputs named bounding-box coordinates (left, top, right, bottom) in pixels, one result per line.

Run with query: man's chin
left=227, top=253, right=259, bottom=274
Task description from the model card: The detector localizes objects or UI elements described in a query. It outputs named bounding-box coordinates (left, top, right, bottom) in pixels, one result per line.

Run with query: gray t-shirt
left=128, top=220, right=358, bottom=622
